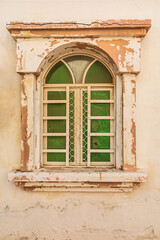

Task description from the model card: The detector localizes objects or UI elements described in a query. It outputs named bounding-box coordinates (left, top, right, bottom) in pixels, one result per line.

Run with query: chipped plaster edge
left=8, top=170, right=147, bottom=183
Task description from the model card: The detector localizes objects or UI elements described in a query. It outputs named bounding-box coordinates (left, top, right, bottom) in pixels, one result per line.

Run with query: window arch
left=42, top=54, right=115, bottom=167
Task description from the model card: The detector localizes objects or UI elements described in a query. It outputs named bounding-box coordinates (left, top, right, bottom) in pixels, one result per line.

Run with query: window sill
left=8, top=169, right=147, bottom=192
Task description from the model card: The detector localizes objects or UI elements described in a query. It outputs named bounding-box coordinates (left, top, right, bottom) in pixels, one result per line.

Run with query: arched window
left=42, top=55, right=115, bottom=167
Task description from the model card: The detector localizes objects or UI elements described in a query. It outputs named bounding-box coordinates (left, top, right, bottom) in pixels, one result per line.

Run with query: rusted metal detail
left=7, top=19, right=151, bottom=30
left=8, top=170, right=147, bottom=183
left=123, top=74, right=136, bottom=171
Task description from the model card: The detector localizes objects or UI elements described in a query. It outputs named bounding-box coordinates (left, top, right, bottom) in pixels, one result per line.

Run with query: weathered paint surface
left=16, top=37, right=141, bottom=73
left=123, top=74, right=136, bottom=171
left=21, top=74, right=36, bottom=171
left=8, top=170, right=147, bottom=183
left=1, top=0, right=160, bottom=239
left=7, top=19, right=151, bottom=30
left=96, top=38, right=141, bottom=72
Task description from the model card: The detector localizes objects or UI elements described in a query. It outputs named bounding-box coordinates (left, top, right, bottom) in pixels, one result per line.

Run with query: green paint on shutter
left=47, top=103, right=66, bottom=116
left=48, top=91, right=66, bottom=100
left=47, top=136, right=66, bottom=149
left=47, top=153, right=66, bottom=162
left=91, top=103, right=110, bottom=116
left=46, top=61, right=73, bottom=84
left=85, top=61, right=112, bottom=83
left=91, top=136, right=110, bottom=149
left=47, top=120, right=66, bottom=133
left=91, top=120, right=110, bottom=133
left=91, top=153, right=110, bottom=162
left=91, top=91, right=110, bottom=100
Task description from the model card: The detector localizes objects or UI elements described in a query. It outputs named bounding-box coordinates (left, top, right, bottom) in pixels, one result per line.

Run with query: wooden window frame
left=7, top=20, right=151, bottom=192
left=42, top=56, right=116, bottom=168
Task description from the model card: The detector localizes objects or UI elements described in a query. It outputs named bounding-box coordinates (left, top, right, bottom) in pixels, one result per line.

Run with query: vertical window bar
left=87, top=86, right=91, bottom=166
left=82, top=88, right=88, bottom=163
left=66, top=86, right=69, bottom=167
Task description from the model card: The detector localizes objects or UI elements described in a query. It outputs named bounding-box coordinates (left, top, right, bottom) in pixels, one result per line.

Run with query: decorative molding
left=8, top=170, right=147, bottom=192
left=7, top=20, right=151, bottom=38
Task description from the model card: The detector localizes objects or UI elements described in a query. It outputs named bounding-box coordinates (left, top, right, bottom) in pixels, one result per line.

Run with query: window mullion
left=87, top=86, right=91, bottom=167
left=66, top=86, right=69, bottom=167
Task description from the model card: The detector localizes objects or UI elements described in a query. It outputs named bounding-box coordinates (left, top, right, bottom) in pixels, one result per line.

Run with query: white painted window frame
left=40, top=56, right=118, bottom=168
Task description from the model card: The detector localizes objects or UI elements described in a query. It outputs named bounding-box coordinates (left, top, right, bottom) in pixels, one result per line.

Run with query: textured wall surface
left=0, top=0, right=160, bottom=239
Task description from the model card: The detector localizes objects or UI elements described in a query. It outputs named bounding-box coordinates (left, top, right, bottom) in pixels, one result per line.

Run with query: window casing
left=42, top=55, right=115, bottom=168
left=7, top=20, right=150, bottom=191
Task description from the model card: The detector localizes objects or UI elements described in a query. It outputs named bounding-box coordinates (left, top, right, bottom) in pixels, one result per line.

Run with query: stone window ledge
left=8, top=170, right=147, bottom=192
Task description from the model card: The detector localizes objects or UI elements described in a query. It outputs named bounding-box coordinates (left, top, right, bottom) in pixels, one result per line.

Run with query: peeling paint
left=131, top=119, right=136, bottom=160
left=96, top=39, right=139, bottom=72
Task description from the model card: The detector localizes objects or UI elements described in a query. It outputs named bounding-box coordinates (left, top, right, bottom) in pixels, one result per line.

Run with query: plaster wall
left=0, top=0, right=160, bottom=239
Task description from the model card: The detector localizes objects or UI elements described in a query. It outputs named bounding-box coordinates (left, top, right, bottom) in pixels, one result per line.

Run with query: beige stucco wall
left=0, top=0, right=160, bottom=239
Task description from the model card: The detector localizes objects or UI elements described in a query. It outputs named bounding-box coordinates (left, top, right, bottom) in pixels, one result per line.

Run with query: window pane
left=47, top=120, right=66, bottom=133
left=48, top=91, right=66, bottom=100
left=91, top=136, right=110, bottom=149
left=91, top=103, right=110, bottom=116
left=64, top=55, right=93, bottom=83
left=46, top=61, right=73, bottom=84
left=85, top=61, right=112, bottom=83
left=91, top=91, right=110, bottom=100
left=91, top=153, right=110, bottom=162
left=47, top=103, right=66, bottom=116
left=47, top=153, right=66, bottom=162
left=91, top=120, right=110, bottom=133
left=47, top=136, right=66, bottom=149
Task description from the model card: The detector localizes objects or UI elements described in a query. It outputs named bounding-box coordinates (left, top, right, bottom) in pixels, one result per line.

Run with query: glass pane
left=47, top=136, right=66, bottom=149
left=91, top=136, right=110, bottom=149
left=48, top=91, right=66, bottom=100
left=47, top=120, right=66, bottom=133
left=91, top=91, right=110, bottom=100
left=85, top=61, right=112, bottom=83
left=46, top=61, right=73, bottom=84
left=64, top=55, right=93, bottom=83
left=47, top=103, right=66, bottom=116
left=91, top=103, right=110, bottom=116
left=91, top=120, right=110, bottom=133
left=91, top=153, right=110, bottom=162
left=47, top=153, right=66, bottom=162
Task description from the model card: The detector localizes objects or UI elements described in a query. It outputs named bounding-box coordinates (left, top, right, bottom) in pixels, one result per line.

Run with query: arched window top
left=46, top=55, right=113, bottom=84
left=85, top=60, right=112, bottom=84
left=46, top=61, right=73, bottom=84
